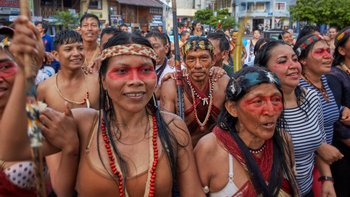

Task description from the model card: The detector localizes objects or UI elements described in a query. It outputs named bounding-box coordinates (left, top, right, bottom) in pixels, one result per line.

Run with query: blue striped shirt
left=299, top=75, right=340, bottom=144
left=283, top=88, right=325, bottom=195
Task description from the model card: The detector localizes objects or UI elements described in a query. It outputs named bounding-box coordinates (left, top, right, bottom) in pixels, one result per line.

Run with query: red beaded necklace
left=101, top=115, right=158, bottom=197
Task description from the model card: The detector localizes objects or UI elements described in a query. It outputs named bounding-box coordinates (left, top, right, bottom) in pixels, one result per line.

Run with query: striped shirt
left=299, top=75, right=340, bottom=144
left=283, top=88, right=325, bottom=195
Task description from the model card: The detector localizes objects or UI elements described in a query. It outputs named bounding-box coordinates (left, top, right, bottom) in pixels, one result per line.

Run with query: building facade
left=232, top=0, right=296, bottom=31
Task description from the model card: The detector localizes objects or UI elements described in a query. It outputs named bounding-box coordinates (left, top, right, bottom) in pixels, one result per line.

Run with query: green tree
left=194, top=8, right=236, bottom=30
left=290, top=0, right=350, bottom=28
left=54, top=10, right=80, bottom=29
left=194, top=9, right=213, bottom=25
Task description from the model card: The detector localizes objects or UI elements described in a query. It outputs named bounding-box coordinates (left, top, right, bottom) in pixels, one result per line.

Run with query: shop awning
left=117, top=0, right=163, bottom=8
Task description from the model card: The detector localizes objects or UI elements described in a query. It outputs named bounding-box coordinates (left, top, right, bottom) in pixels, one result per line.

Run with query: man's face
left=208, top=38, right=224, bottom=68
left=53, top=42, right=84, bottom=70
left=121, top=26, right=128, bottom=32
left=329, top=28, right=338, bottom=39
left=80, top=17, right=100, bottom=43
left=36, top=23, right=44, bottom=34
left=147, top=36, right=168, bottom=65
left=184, top=49, right=213, bottom=82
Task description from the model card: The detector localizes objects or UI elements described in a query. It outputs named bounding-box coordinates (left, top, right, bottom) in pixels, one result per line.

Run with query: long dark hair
left=99, top=32, right=178, bottom=191
left=255, top=40, right=309, bottom=117
left=333, top=27, right=350, bottom=67
left=217, top=67, right=297, bottom=196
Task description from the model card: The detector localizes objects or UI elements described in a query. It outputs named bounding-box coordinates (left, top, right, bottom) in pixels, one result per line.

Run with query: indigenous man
left=37, top=30, right=99, bottom=196
left=146, top=31, right=174, bottom=86
left=207, top=32, right=234, bottom=77
left=80, top=13, right=101, bottom=74
left=160, top=36, right=229, bottom=147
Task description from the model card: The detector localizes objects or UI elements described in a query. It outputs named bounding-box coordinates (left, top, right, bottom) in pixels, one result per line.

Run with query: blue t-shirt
left=42, top=34, right=54, bottom=52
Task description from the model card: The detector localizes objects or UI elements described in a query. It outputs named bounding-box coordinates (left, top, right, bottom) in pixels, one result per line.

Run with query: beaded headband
left=336, top=28, right=350, bottom=41
left=295, top=34, right=322, bottom=56
left=182, top=38, right=214, bottom=57
left=100, top=43, right=158, bottom=62
left=228, top=70, right=280, bottom=100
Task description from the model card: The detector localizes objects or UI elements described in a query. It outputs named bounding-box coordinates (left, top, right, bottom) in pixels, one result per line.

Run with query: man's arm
left=159, top=78, right=177, bottom=113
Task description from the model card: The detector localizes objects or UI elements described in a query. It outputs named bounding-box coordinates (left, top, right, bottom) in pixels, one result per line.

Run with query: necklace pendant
left=86, top=98, right=90, bottom=108
left=202, top=98, right=208, bottom=105
left=200, top=126, right=206, bottom=131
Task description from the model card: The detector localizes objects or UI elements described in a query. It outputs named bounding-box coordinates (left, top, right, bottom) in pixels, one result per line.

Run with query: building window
left=89, top=0, right=102, bottom=10
left=240, top=2, right=246, bottom=11
left=275, top=2, right=286, bottom=10
left=149, top=7, right=162, bottom=15
left=256, top=3, right=265, bottom=11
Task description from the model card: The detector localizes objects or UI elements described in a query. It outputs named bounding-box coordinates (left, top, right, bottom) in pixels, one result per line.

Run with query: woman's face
left=195, top=23, right=202, bottom=31
left=302, top=40, right=333, bottom=75
left=253, top=30, right=261, bottom=39
left=102, top=55, right=156, bottom=114
left=227, top=83, right=283, bottom=141
left=0, top=49, right=17, bottom=110
left=267, top=44, right=301, bottom=90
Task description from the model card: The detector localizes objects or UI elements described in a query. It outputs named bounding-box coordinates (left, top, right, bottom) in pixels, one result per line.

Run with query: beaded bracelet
left=318, top=176, right=334, bottom=184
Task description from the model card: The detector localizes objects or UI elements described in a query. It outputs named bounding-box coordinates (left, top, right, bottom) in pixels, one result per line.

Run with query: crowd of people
left=0, top=12, right=349, bottom=197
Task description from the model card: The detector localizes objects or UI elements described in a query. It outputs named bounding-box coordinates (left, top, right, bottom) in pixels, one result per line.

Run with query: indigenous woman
left=0, top=31, right=205, bottom=197
left=255, top=40, right=335, bottom=197
left=194, top=66, right=300, bottom=196
left=191, top=21, right=205, bottom=36
left=294, top=34, right=348, bottom=196
left=326, top=26, right=350, bottom=197
left=0, top=21, right=46, bottom=196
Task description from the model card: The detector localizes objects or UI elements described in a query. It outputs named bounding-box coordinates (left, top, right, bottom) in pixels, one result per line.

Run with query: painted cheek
left=107, top=67, right=156, bottom=81
left=0, top=65, right=17, bottom=79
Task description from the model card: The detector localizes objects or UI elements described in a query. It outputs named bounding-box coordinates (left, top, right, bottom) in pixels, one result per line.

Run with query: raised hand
left=39, top=103, right=79, bottom=153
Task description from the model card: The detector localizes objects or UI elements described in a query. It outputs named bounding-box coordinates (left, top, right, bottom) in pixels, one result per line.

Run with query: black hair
left=207, top=32, right=230, bottom=52
left=35, top=21, right=49, bottom=33
left=180, top=30, right=190, bottom=38
left=217, top=66, right=297, bottom=196
left=53, top=30, right=82, bottom=50
left=255, top=40, right=309, bottom=118
left=119, top=23, right=128, bottom=28
left=99, top=32, right=178, bottom=192
left=80, top=13, right=101, bottom=28
left=333, top=27, right=350, bottom=67
left=297, top=25, right=319, bottom=41
left=145, top=30, right=168, bottom=46
left=253, top=29, right=262, bottom=34
left=278, top=30, right=291, bottom=40
left=253, top=38, right=270, bottom=55
left=100, top=27, right=121, bottom=39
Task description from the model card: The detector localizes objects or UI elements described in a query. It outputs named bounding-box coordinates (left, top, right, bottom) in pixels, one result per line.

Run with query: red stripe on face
left=0, top=61, right=17, bottom=79
left=242, top=95, right=283, bottom=115
left=107, top=65, right=156, bottom=81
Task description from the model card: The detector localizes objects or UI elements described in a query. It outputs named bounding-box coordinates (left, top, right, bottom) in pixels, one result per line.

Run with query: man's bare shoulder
left=37, top=75, right=56, bottom=99
left=160, top=110, right=191, bottom=146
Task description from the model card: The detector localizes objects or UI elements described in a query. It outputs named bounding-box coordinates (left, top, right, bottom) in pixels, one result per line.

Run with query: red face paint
left=313, top=48, right=331, bottom=58
left=0, top=60, right=17, bottom=79
left=107, top=65, right=156, bottom=81
left=242, top=95, right=283, bottom=115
